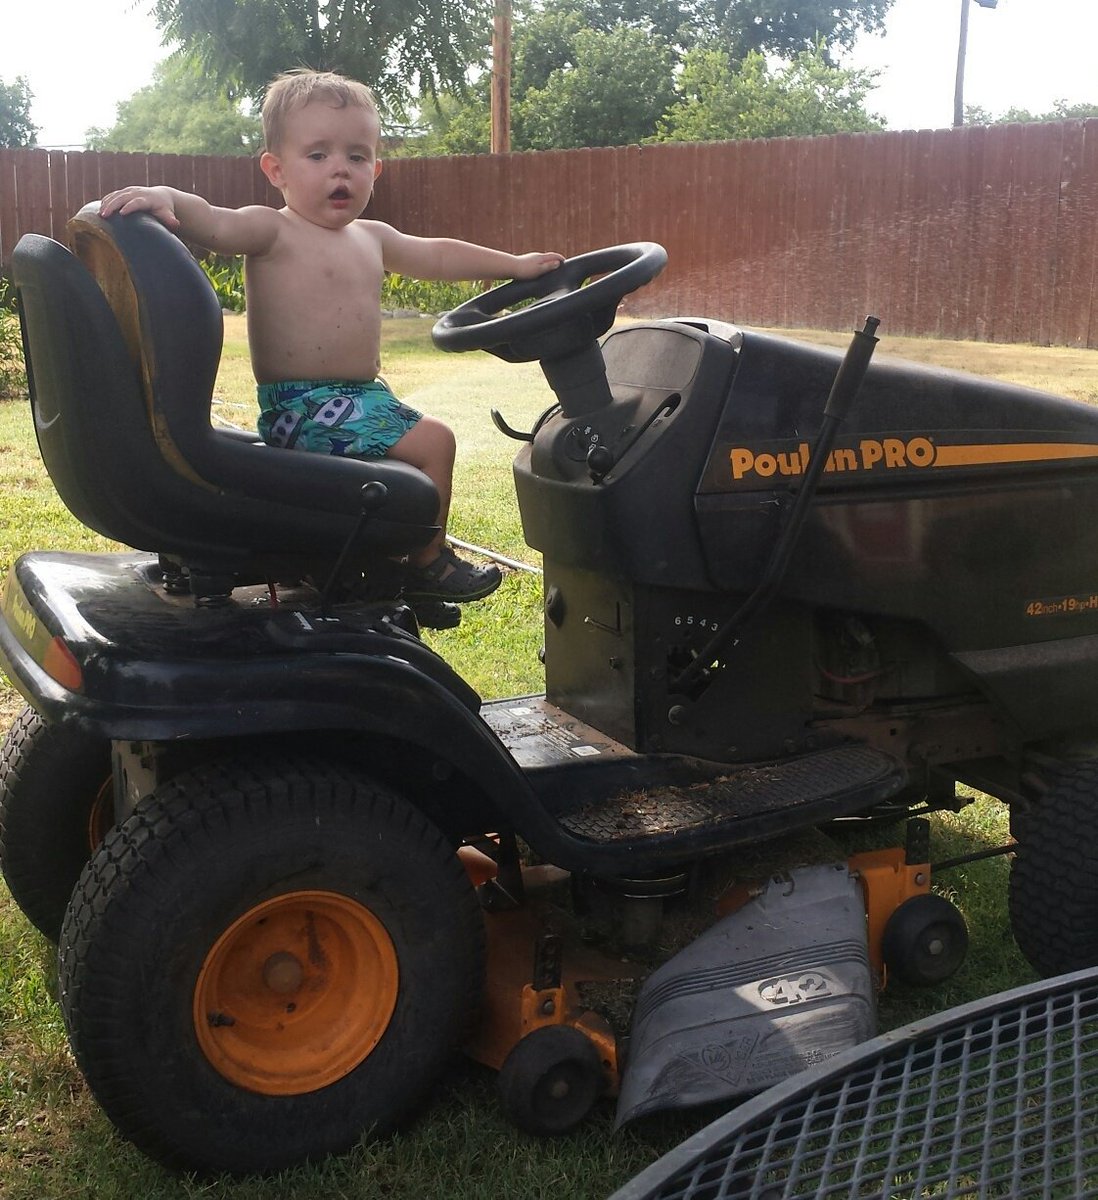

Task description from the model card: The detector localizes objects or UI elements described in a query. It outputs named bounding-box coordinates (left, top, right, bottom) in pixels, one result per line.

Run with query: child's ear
left=260, top=151, right=285, bottom=188
left=373, top=159, right=383, bottom=181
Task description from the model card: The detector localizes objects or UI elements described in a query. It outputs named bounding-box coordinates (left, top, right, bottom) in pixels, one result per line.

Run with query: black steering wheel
left=431, top=242, right=667, bottom=363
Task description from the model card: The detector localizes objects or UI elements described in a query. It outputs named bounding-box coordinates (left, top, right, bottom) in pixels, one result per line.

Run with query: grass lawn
left=1, top=315, right=1097, bottom=1197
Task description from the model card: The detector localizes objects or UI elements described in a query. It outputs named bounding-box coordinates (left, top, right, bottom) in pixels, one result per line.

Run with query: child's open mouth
left=330, top=187, right=351, bottom=204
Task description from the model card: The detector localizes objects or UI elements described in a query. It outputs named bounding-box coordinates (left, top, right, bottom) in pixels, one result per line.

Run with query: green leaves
left=516, top=26, right=677, bottom=150
left=199, top=256, right=248, bottom=312
left=0, top=279, right=26, bottom=399
left=0, top=77, right=38, bottom=148
left=85, top=59, right=261, bottom=156
left=656, top=44, right=884, bottom=143
left=406, top=0, right=892, bottom=155
left=148, top=0, right=494, bottom=116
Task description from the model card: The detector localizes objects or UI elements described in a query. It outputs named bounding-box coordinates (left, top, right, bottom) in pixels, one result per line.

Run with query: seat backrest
left=70, top=206, right=308, bottom=480
left=67, top=207, right=227, bottom=488
left=12, top=232, right=196, bottom=551
left=14, top=207, right=441, bottom=580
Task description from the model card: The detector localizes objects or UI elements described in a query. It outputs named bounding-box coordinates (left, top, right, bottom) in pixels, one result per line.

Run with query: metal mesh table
left=611, top=968, right=1098, bottom=1200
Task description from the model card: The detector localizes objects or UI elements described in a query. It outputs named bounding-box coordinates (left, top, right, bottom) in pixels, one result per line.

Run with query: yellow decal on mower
left=2, top=574, right=41, bottom=650
left=727, top=437, right=1098, bottom=485
left=1, top=573, right=84, bottom=692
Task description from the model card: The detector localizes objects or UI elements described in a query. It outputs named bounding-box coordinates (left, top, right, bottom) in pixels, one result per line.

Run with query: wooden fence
left=5, top=120, right=1098, bottom=346
left=0, top=148, right=277, bottom=262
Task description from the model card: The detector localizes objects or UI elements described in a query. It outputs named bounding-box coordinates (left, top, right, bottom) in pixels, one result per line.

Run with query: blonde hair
left=262, top=70, right=379, bottom=151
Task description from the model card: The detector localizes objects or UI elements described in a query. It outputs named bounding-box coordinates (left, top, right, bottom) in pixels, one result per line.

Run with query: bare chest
left=264, top=228, right=384, bottom=300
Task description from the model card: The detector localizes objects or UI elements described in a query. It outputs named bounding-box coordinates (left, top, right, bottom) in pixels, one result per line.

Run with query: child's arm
left=374, top=224, right=563, bottom=281
left=99, top=186, right=280, bottom=257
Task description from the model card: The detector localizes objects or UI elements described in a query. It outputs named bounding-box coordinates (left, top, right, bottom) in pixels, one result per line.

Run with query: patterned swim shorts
left=256, top=379, right=423, bottom=458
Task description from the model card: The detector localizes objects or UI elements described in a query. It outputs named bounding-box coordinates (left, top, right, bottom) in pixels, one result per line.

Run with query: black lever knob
left=586, top=444, right=615, bottom=482
left=359, top=480, right=389, bottom=512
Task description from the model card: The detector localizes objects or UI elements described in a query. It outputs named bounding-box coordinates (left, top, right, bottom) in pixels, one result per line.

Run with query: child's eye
left=308, top=152, right=326, bottom=161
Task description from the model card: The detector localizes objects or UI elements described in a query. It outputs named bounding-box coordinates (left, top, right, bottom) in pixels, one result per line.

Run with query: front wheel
left=59, top=758, right=485, bottom=1176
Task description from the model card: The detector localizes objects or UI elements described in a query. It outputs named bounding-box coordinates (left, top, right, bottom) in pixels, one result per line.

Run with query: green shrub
left=0, top=277, right=27, bottom=400
left=200, top=255, right=246, bottom=312
left=198, top=255, right=482, bottom=317
left=381, top=273, right=481, bottom=314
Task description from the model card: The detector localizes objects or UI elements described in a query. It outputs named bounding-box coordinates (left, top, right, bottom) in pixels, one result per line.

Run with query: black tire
left=497, top=1025, right=604, bottom=1135
left=881, top=894, right=968, bottom=986
left=1010, top=760, right=1098, bottom=976
left=0, top=705, right=112, bottom=940
left=58, top=757, right=485, bottom=1176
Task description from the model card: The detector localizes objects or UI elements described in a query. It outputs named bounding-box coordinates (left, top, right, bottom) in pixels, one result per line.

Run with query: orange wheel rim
left=193, top=890, right=399, bottom=1095
left=87, top=777, right=113, bottom=851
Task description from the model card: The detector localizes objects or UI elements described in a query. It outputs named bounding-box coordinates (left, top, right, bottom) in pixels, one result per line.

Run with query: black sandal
left=403, top=546, right=503, bottom=603
left=411, top=600, right=462, bottom=630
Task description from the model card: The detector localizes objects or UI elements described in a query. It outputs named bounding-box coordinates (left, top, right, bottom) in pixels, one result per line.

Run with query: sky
left=1, top=0, right=1097, bottom=148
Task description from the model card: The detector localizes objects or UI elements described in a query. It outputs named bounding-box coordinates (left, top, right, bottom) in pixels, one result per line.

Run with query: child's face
left=260, top=100, right=382, bottom=229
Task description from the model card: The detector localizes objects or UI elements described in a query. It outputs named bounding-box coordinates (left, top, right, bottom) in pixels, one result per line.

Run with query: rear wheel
left=59, top=757, right=484, bottom=1176
left=1009, top=760, right=1098, bottom=976
left=0, top=706, right=112, bottom=939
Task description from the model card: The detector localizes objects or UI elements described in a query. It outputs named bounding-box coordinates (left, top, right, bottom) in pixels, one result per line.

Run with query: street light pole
left=954, top=0, right=998, bottom=128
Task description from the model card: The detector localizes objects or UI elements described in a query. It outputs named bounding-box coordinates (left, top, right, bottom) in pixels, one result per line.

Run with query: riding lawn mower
left=1, top=203, right=1096, bottom=1175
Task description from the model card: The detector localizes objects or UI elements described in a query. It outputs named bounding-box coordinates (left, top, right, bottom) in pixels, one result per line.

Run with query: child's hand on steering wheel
left=511, top=252, right=566, bottom=279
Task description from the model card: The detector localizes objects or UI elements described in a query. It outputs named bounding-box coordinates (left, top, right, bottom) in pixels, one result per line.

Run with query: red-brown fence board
left=14, top=150, right=50, bottom=260
left=4, top=125, right=1098, bottom=347
left=47, top=151, right=70, bottom=242
left=1049, top=120, right=1094, bottom=347
left=0, top=149, right=16, bottom=267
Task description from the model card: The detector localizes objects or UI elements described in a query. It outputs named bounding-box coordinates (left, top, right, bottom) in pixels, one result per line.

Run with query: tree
left=402, top=0, right=891, bottom=154
left=148, top=0, right=492, bottom=115
left=404, top=87, right=492, bottom=156
left=511, top=0, right=894, bottom=60
left=517, top=0, right=894, bottom=61
left=86, top=59, right=261, bottom=155
left=0, top=76, right=38, bottom=148
left=707, top=0, right=894, bottom=61
left=966, top=100, right=1098, bottom=126
left=515, top=26, right=677, bottom=150
left=405, top=20, right=676, bottom=154
left=657, top=44, right=883, bottom=143
left=524, top=0, right=700, bottom=52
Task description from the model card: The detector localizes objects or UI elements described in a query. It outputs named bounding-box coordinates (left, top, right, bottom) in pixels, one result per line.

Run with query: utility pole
left=954, top=0, right=998, bottom=127
left=491, top=0, right=512, bottom=153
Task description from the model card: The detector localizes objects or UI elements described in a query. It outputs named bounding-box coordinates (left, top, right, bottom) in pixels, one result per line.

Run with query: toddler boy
left=100, top=69, right=563, bottom=603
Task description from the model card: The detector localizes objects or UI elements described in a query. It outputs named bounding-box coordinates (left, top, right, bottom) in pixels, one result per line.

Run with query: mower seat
left=11, top=206, right=439, bottom=594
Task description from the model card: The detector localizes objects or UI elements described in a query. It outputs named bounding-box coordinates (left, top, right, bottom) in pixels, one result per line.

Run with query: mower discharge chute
left=0, top=209, right=1094, bottom=1174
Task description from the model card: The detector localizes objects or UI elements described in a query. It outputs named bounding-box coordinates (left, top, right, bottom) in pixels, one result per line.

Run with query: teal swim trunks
left=257, top=379, right=423, bottom=458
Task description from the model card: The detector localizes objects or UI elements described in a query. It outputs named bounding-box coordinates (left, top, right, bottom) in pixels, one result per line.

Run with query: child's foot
left=403, top=546, right=503, bottom=603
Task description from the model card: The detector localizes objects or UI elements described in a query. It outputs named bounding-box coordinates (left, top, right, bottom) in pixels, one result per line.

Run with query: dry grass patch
left=768, top=324, right=1098, bottom=406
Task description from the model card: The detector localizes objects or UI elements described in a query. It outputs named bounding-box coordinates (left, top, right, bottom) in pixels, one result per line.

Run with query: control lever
left=319, top=481, right=389, bottom=615
left=672, top=317, right=881, bottom=694
left=491, top=409, right=534, bottom=442
left=491, top=402, right=563, bottom=443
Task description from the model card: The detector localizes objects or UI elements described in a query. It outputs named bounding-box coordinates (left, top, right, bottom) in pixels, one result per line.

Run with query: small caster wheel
left=882, top=893, right=969, bottom=986
left=498, top=1025, right=604, bottom=1135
